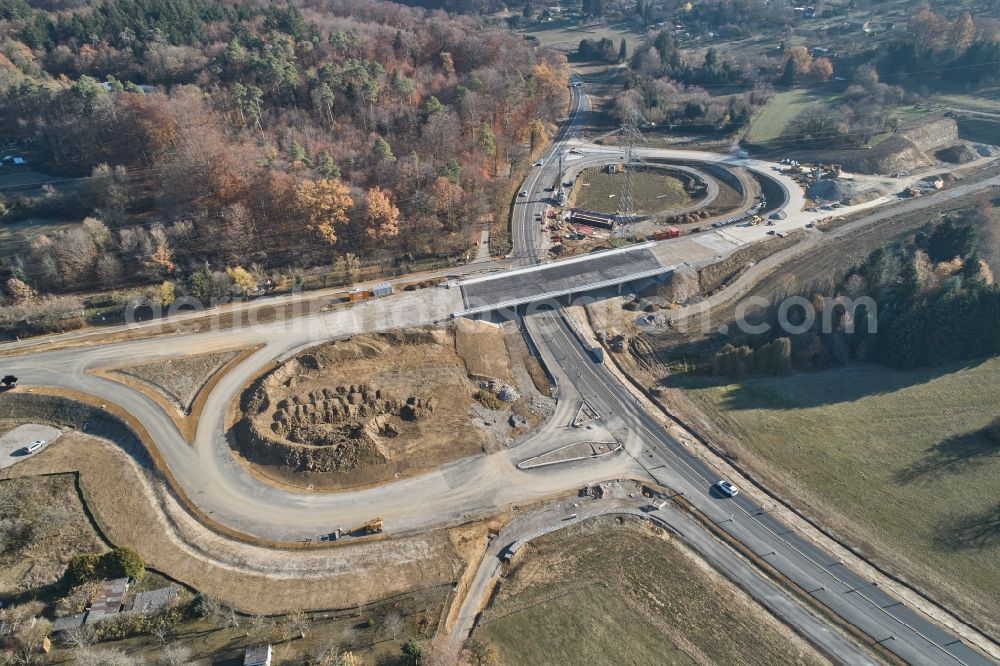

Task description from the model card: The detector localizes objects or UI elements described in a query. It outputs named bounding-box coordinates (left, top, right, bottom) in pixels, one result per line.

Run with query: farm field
left=572, top=166, right=691, bottom=214
left=675, top=359, right=1000, bottom=634
left=476, top=516, right=829, bottom=666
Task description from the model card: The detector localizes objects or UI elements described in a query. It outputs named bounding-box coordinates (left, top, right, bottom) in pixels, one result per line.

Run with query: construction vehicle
left=651, top=227, right=681, bottom=241
left=748, top=215, right=763, bottom=226
left=359, top=517, right=383, bottom=534
left=322, top=516, right=383, bottom=542
left=0, top=375, right=17, bottom=391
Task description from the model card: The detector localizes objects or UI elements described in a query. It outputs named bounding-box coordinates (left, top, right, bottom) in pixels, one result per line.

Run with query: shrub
left=99, top=547, right=145, bottom=581
left=61, top=547, right=144, bottom=588
left=63, top=553, right=101, bottom=588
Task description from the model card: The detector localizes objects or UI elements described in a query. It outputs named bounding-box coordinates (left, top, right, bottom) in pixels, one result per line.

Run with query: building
left=245, top=644, right=273, bottom=666
left=125, top=585, right=179, bottom=614
left=52, top=581, right=180, bottom=633
left=84, top=578, right=130, bottom=624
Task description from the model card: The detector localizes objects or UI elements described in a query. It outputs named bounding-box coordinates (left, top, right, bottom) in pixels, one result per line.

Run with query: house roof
left=126, top=586, right=178, bottom=614
left=86, top=577, right=129, bottom=623
left=244, top=644, right=272, bottom=666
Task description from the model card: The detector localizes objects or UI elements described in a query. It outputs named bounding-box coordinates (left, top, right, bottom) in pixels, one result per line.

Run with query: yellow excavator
left=322, top=516, right=383, bottom=542
left=359, top=517, right=383, bottom=534
left=748, top=215, right=763, bottom=226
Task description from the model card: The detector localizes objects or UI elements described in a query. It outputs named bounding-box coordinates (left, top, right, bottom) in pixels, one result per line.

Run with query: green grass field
left=572, top=167, right=691, bottom=214
left=478, top=516, right=826, bottom=666
left=520, top=17, right=643, bottom=53
left=933, top=92, right=1000, bottom=116
left=748, top=89, right=936, bottom=148
left=676, top=359, right=1000, bottom=631
left=746, top=89, right=838, bottom=144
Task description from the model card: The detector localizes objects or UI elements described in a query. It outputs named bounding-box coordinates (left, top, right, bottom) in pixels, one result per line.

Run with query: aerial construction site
left=2, top=2, right=1000, bottom=665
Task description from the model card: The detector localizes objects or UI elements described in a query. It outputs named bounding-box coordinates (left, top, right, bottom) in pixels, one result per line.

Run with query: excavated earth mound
left=229, top=326, right=538, bottom=489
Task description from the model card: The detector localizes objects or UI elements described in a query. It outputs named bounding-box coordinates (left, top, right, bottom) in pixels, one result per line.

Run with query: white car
left=532, top=160, right=544, bottom=167
left=518, top=190, right=527, bottom=197
left=715, top=480, right=738, bottom=497
left=24, top=440, right=46, bottom=454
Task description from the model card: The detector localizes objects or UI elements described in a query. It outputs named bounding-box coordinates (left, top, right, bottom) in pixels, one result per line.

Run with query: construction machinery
left=0, top=375, right=17, bottom=391
left=359, top=517, right=383, bottom=534
left=321, top=516, right=383, bottom=542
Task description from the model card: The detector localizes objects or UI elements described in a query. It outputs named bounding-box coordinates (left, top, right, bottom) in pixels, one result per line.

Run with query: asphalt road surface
left=512, top=75, right=590, bottom=267
left=0, top=76, right=997, bottom=666
left=527, top=310, right=992, bottom=666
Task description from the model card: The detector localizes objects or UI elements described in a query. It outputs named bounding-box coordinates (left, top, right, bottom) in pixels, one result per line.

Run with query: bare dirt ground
left=112, top=350, right=240, bottom=413
left=233, top=323, right=550, bottom=491
left=478, top=515, right=829, bottom=666
left=0, top=431, right=470, bottom=614
left=99, top=346, right=260, bottom=443
left=455, top=318, right=512, bottom=381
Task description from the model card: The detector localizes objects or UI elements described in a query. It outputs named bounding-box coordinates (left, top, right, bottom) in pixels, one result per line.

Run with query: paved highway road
left=0, top=74, right=997, bottom=665
left=528, top=310, right=992, bottom=666
left=512, top=75, right=590, bottom=266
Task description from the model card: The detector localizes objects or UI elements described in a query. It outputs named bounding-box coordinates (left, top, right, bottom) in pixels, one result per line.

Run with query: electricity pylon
left=616, top=107, right=648, bottom=239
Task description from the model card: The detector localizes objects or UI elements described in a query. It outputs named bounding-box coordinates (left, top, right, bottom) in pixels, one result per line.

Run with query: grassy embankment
left=675, top=359, right=1000, bottom=631
left=478, top=516, right=829, bottom=666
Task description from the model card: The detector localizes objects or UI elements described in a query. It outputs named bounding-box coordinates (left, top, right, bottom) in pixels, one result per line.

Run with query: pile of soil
left=228, top=327, right=536, bottom=489
left=808, top=178, right=886, bottom=205
left=935, top=142, right=980, bottom=164
left=640, top=264, right=699, bottom=307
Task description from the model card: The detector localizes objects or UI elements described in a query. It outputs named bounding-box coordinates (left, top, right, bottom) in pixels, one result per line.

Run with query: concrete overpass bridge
left=454, top=242, right=677, bottom=318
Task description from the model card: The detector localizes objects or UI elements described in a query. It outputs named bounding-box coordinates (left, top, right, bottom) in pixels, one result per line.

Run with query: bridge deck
left=459, top=245, right=666, bottom=315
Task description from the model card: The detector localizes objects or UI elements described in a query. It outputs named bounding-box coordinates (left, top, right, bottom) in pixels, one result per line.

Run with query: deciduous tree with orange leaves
left=294, top=178, right=354, bottom=244
left=365, top=186, right=400, bottom=243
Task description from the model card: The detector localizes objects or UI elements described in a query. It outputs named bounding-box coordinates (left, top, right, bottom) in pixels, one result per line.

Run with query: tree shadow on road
left=894, top=429, right=1000, bottom=484
left=935, top=504, right=1000, bottom=551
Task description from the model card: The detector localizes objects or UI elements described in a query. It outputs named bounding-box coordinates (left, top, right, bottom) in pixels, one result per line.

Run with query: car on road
left=518, top=190, right=527, bottom=197
left=571, top=81, right=581, bottom=87
left=714, top=480, right=738, bottom=497
left=569, top=148, right=583, bottom=155
left=23, top=440, right=46, bottom=454
left=532, top=160, right=544, bottom=167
